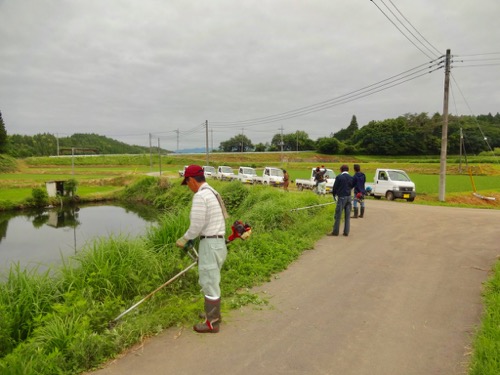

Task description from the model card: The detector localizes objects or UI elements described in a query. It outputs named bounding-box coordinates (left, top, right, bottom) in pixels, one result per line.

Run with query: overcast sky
left=1, top=0, right=499, bottom=151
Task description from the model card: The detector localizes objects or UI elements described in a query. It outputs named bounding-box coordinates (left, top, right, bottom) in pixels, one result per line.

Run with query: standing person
left=352, top=164, right=366, bottom=218
left=315, top=167, right=326, bottom=195
left=329, top=164, right=353, bottom=236
left=283, top=169, right=290, bottom=192
left=176, top=165, right=227, bottom=333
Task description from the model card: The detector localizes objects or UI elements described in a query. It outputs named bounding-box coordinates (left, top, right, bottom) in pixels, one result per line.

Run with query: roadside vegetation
left=0, top=180, right=333, bottom=374
left=469, top=261, right=500, bottom=374
left=0, top=152, right=499, bottom=374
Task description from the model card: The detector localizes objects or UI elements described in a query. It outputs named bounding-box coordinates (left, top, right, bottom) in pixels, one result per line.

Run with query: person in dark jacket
left=329, top=164, right=354, bottom=236
left=352, top=164, right=366, bottom=218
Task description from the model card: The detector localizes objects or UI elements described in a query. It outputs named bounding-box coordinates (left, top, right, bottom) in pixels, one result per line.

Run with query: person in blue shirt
left=329, top=165, right=354, bottom=236
left=352, top=164, right=366, bottom=218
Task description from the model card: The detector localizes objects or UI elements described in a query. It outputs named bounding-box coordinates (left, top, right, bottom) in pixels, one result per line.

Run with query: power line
left=210, top=59, right=443, bottom=128
left=452, top=63, right=500, bottom=69
left=450, top=73, right=498, bottom=162
left=454, top=52, right=500, bottom=57
left=385, top=0, right=442, bottom=56
left=370, top=0, right=436, bottom=59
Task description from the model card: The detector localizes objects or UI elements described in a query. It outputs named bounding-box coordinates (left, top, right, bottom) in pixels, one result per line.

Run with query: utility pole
left=157, top=138, right=162, bottom=176
left=149, top=133, right=152, bottom=172
left=241, top=128, right=244, bottom=152
left=56, top=133, right=60, bottom=156
left=280, top=126, right=284, bottom=162
left=175, top=129, right=179, bottom=152
left=71, top=147, right=75, bottom=175
left=459, top=127, right=463, bottom=173
left=439, top=49, right=451, bottom=202
left=205, top=120, right=209, bottom=166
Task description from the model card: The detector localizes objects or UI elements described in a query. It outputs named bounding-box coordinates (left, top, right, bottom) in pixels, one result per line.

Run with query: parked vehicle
left=178, top=165, right=188, bottom=177
left=237, top=166, right=258, bottom=184
left=365, top=169, right=416, bottom=202
left=252, top=167, right=284, bottom=186
left=295, top=168, right=336, bottom=192
left=202, top=166, right=216, bottom=178
left=216, top=166, right=236, bottom=181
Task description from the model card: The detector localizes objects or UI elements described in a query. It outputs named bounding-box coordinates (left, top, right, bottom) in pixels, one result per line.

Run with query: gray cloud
left=1, top=0, right=499, bottom=150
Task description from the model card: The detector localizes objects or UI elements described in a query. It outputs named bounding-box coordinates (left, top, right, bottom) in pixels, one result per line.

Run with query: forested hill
left=5, top=133, right=165, bottom=157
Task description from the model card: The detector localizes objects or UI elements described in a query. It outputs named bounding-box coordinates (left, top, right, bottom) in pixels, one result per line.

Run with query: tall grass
left=0, top=177, right=334, bottom=374
left=0, top=265, right=60, bottom=356
left=468, top=262, right=500, bottom=375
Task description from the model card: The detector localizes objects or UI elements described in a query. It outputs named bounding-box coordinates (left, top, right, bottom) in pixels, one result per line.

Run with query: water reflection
left=0, top=203, right=159, bottom=273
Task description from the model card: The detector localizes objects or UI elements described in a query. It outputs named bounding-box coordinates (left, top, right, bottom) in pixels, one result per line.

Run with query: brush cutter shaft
left=290, top=201, right=336, bottom=211
left=112, top=261, right=197, bottom=323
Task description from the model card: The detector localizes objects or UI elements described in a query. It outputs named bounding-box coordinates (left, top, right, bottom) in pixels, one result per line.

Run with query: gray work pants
left=333, top=196, right=352, bottom=235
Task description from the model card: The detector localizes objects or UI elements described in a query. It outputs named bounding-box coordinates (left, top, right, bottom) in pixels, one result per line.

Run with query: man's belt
left=200, top=235, right=224, bottom=239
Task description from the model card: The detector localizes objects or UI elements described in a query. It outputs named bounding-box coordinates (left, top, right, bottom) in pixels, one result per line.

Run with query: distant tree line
left=0, top=111, right=7, bottom=154
left=218, top=112, right=500, bottom=155
left=1, top=110, right=499, bottom=157
left=4, top=133, right=152, bottom=158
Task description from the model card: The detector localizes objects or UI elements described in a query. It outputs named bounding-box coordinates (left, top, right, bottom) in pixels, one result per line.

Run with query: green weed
left=468, top=262, right=500, bottom=375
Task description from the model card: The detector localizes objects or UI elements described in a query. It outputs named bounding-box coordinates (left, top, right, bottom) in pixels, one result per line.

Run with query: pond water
left=0, top=203, right=160, bottom=274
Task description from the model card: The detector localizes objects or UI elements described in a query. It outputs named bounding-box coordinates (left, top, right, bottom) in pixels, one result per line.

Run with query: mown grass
left=0, top=179, right=334, bottom=374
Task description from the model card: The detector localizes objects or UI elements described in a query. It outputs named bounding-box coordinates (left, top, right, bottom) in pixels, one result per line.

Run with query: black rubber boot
left=360, top=207, right=365, bottom=218
left=194, top=297, right=221, bottom=333
left=352, top=207, right=359, bottom=219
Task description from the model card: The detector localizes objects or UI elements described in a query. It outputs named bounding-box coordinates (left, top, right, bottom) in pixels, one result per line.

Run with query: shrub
left=30, top=188, right=49, bottom=207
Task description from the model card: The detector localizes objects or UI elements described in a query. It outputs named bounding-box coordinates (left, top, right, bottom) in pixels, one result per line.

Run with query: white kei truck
left=237, top=166, right=258, bottom=184
left=179, top=165, right=216, bottom=179
left=365, top=168, right=416, bottom=202
left=252, top=167, right=284, bottom=186
left=295, top=167, right=336, bottom=193
left=216, top=166, right=236, bottom=181
left=202, top=166, right=216, bottom=178
left=178, top=165, right=188, bottom=177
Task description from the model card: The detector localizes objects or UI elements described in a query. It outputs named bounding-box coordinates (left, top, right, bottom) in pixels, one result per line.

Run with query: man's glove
left=176, top=237, right=193, bottom=249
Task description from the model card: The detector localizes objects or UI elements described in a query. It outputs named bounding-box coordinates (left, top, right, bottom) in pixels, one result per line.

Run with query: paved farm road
left=92, top=200, right=500, bottom=375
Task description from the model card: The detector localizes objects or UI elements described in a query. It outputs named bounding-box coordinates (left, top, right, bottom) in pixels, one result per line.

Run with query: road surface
left=92, top=200, right=500, bottom=375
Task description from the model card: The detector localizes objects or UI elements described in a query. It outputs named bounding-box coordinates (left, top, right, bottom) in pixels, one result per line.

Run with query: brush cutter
left=110, top=221, right=253, bottom=327
left=109, top=246, right=198, bottom=328
left=290, top=201, right=336, bottom=212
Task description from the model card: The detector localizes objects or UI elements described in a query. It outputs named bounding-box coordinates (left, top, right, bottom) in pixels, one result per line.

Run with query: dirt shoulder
left=92, top=200, right=500, bottom=375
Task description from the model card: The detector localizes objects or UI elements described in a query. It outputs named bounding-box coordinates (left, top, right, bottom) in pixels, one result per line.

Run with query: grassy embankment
left=0, top=152, right=499, bottom=374
left=0, top=178, right=335, bottom=374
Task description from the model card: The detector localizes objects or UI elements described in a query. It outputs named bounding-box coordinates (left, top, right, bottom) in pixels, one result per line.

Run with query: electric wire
left=385, top=0, right=442, bottom=56
left=450, top=73, right=499, bottom=163
left=210, top=59, right=443, bottom=128
left=378, top=0, right=441, bottom=58
left=454, top=52, right=500, bottom=57
left=370, top=0, right=434, bottom=59
left=452, top=63, right=500, bottom=69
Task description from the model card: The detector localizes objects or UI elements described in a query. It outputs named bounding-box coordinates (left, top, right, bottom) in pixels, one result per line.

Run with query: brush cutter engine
left=227, top=220, right=252, bottom=242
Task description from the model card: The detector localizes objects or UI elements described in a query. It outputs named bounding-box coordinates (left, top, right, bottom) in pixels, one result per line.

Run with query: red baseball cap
left=181, top=165, right=204, bottom=185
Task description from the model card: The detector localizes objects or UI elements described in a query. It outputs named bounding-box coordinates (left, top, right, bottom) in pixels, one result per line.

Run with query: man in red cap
left=176, top=165, right=227, bottom=333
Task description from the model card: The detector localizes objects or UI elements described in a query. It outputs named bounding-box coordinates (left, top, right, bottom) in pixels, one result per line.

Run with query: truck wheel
left=407, top=197, right=415, bottom=202
left=386, top=191, right=395, bottom=201
left=297, top=185, right=303, bottom=191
